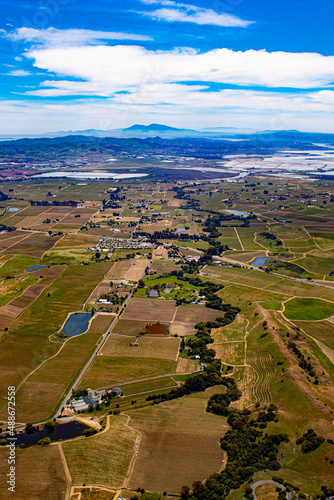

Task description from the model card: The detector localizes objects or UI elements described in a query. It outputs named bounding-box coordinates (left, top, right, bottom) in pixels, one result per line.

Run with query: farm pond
left=252, top=257, right=270, bottom=267
left=62, top=312, right=92, bottom=337
left=5, top=421, right=87, bottom=447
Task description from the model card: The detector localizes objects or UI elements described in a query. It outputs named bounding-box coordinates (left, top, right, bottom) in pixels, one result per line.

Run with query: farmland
left=0, top=172, right=333, bottom=499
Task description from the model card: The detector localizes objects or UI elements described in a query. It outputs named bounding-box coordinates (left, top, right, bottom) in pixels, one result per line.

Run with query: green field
left=284, top=297, right=334, bottom=321
left=80, top=356, right=176, bottom=389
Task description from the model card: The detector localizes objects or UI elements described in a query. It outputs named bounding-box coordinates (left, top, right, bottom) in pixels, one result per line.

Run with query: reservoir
left=252, top=257, right=270, bottom=267
left=8, top=207, right=20, bottom=212
left=62, top=312, right=91, bottom=337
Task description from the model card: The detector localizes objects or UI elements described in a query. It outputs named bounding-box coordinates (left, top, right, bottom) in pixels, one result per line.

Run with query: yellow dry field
left=175, top=357, right=198, bottom=373
left=152, top=246, right=169, bottom=260
left=170, top=321, right=197, bottom=336
left=123, top=259, right=150, bottom=281
left=255, top=483, right=280, bottom=500
left=101, top=333, right=180, bottom=360
left=106, top=260, right=132, bottom=279
left=0, top=444, right=68, bottom=500
left=128, top=386, right=228, bottom=494
left=230, top=366, right=257, bottom=410
left=212, top=341, right=245, bottom=365
left=212, top=313, right=247, bottom=342
left=62, top=415, right=137, bottom=489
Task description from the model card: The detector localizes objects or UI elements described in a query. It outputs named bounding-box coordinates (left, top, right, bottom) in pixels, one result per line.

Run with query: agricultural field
left=0, top=443, right=68, bottom=500
left=283, top=297, right=334, bottom=321
left=0, top=175, right=334, bottom=499
left=128, top=387, right=228, bottom=494
left=62, top=415, right=137, bottom=489
left=12, top=313, right=113, bottom=422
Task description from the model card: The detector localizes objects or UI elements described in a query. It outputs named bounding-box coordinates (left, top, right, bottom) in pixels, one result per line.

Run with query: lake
left=62, top=312, right=92, bottom=337
left=224, top=209, right=249, bottom=216
left=6, top=421, right=87, bottom=447
left=252, top=257, right=270, bottom=267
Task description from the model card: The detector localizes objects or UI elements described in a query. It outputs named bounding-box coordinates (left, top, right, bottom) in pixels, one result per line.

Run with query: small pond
left=5, top=421, right=87, bottom=447
left=224, top=209, right=249, bottom=216
left=8, top=207, right=20, bottom=212
left=25, top=265, right=47, bottom=273
left=62, top=312, right=91, bottom=337
left=252, top=257, right=270, bottom=267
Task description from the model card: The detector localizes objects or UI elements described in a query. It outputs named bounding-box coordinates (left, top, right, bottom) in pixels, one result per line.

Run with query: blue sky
left=0, top=0, right=333, bottom=134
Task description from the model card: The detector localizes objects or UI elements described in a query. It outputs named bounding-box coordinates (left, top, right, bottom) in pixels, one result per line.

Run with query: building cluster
left=93, top=236, right=157, bottom=251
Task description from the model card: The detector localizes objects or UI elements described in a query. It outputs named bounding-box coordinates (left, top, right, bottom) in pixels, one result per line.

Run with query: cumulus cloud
left=24, top=45, right=334, bottom=91
left=0, top=27, right=152, bottom=47
left=137, top=0, right=252, bottom=27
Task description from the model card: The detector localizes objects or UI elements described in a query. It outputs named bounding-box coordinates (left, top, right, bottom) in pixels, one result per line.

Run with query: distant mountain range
left=1, top=124, right=334, bottom=145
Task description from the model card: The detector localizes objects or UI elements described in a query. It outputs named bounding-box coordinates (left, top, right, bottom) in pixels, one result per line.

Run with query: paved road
left=252, top=480, right=292, bottom=500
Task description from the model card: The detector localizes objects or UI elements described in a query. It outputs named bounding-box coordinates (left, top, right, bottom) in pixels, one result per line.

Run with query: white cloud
left=24, top=45, right=334, bottom=91
left=0, top=27, right=152, bottom=47
left=7, top=69, right=31, bottom=77
left=137, top=0, right=252, bottom=27
left=1, top=94, right=334, bottom=135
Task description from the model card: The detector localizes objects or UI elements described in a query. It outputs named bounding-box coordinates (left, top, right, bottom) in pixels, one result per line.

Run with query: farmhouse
left=149, top=289, right=159, bottom=298
left=146, top=322, right=169, bottom=335
left=112, top=387, right=122, bottom=396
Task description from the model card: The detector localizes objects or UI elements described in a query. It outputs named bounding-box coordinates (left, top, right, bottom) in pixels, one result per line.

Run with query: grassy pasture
left=62, top=415, right=137, bottom=489
left=0, top=254, right=41, bottom=277
left=80, top=355, right=175, bottom=389
left=293, top=251, right=334, bottom=276
left=128, top=386, right=228, bottom=494
left=0, top=444, right=68, bottom=500
left=284, top=297, right=334, bottom=321
left=101, top=334, right=180, bottom=360
left=0, top=274, right=37, bottom=308
left=260, top=300, right=283, bottom=311
left=119, top=376, right=178, bottom=396
left=13, top=314, right=113, bottom=422
left=292, top=320, right=334, bottom=350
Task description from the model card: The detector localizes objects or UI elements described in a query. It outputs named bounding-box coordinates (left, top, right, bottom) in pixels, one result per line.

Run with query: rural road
left=54, top=261, right=150, bottom=418
left=251, top=480, right=292, bottom=500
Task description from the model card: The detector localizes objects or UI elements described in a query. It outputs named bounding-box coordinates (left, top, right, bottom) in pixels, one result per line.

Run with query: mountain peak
left=125, top=123, right=181, bottom=132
